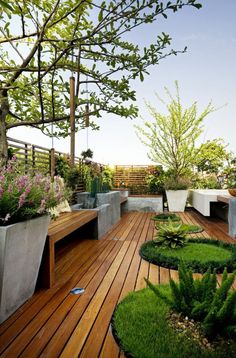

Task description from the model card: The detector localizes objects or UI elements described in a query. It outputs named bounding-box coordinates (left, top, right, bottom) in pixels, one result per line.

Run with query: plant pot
left=0, top=215, right=50, bottom=323
left=228, top=189, right=236, bottom=197
left=166, top=190, right=188, bottom=212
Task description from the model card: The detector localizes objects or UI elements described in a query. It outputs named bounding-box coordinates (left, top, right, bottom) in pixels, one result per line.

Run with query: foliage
left=140, top=238, right=236, bottom=273
left=112, top=287, right=220, bottom=358
left=66, top=166, right=82, bottom=190
left=102, top=166, right=114, bottom=190
left=136, top=82, right=215, bottom=180
left=55, top=155, right=71, bottom=179
left=156, top=222, right=203, bottom=234
left=227, top=173, right=236, bottom=189
left=153, top=220, right=188, bottom=248
left=194, top=139, right=232, bottom=175
left=145, top=166, right=166, bottom=194
left=0, top=0, right=203, bottom=164
left=146, top=263, right=236, bottom=339
left=152, top=212, right=181, bottom=222
left=164, top=175, right=191, bottom=190
left=192, top=174, right=221, bottom=189
left=90, top=175, right=110, bottom=198
left=81, top=149, right=93, bottom=160
left=0, top=157, right=68, bottom=225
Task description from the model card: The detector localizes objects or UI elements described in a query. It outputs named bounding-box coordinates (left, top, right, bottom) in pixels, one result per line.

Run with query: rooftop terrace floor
left=0, top=210, right=235, bottom=358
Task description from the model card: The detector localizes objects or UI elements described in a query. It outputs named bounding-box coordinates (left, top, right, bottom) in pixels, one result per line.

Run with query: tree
left=135, top=82, right=215, bottom=179
left=194, top=139, right=233, bottom=174
left=0, top=0, right=202, bottom=165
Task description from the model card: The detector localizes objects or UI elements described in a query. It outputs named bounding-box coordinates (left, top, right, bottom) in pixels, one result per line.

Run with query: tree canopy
left=194, top=139, right=232, bottom=174
left=135, top=82, right=215, bottom=179
left=0, top=0, right=202, bottom=165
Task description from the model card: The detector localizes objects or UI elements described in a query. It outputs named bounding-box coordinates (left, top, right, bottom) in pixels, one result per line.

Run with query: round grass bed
left=112, top=287, right=236, bottom=358
left=140, top=238, right=236, bottom=273
left=152, top=213, right=181, bottom=222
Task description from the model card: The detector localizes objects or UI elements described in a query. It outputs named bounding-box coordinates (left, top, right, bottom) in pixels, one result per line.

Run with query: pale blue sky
left=9, top=0, right=236, bottom=166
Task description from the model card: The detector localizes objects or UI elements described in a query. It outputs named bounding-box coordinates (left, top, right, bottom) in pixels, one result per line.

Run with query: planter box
left=166, top=190, right=188, bottom=212
left=0, top=215, right=50, bottom=323
left=189, top=189, right=228, bottom=216
left=123, top=195, right=163, bottom=212
left=75, top=191, right=121, bottom=239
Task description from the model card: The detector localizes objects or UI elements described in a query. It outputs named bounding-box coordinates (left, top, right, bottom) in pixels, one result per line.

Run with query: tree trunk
left=0, top=91, right=9, bottom=167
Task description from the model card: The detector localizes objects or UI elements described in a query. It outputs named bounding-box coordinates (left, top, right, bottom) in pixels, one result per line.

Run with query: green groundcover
left=112, top=287, right=236, bottom=358
left=140, top=238, right=236, bottom=273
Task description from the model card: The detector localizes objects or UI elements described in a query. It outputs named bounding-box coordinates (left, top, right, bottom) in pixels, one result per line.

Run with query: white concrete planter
left=166, top=190, right=188, bottom=212
left=0, top=215, right=50, bottom=323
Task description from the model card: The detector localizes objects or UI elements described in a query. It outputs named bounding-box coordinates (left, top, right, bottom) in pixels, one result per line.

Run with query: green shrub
left=164, top=176, right=191, bottom=190
left=146, top=263, right=236, bottom=339
left=55, top=155, right=71, bottom=179
left=154, top=220, right=188, bottom=249
left=192, top=174, right=221, bottom=189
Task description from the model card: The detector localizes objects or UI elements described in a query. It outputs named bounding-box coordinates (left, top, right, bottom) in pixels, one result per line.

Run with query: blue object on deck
left=70, top=287, right=85, bottom=295
left=228, top=197, right=236, bottom=238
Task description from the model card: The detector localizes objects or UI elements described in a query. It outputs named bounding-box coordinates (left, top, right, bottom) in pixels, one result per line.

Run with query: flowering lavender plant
left=0, top=157, right=69, bottom=226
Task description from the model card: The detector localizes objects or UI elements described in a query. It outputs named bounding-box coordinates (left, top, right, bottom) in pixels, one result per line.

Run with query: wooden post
left=32, top=145, right=36, bottom=174
left=50, top=148, right=55, bottom=179
left=24, top=143, right=28, bottom=174
left=70, top=76, right=75, bottom=165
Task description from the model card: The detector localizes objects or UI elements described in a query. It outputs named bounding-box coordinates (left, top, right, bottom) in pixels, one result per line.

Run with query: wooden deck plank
left=99, top=329, right=120, bottom=358
left=0, top=240, right=111, bottom=356
left=18, top=241, right=122, bottom=358
left=0, top=210, right=234, bottom=357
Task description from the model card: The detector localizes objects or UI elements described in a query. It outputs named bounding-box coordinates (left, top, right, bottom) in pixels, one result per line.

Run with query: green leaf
left=0, top=0, right=14, bottom=11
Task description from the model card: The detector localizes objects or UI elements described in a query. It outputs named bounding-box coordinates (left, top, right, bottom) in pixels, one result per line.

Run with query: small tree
left=135, top=82, right=215, bottom=180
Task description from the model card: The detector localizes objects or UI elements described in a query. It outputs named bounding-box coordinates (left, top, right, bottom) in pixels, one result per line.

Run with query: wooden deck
left=0, top=210, right=235, bottom=358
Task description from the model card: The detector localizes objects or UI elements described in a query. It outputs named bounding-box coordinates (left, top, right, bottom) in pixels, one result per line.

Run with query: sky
left=9, top=0, right=236, bottom=167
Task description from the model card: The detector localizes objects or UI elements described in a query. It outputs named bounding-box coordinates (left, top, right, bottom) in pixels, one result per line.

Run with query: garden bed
left=140, top=238, right=236, bottom=273
left=112, top=287, right=236, bottom=358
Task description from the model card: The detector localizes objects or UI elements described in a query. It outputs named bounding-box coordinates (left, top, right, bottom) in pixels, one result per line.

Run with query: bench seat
left=40, top=210, right=97, bottom=288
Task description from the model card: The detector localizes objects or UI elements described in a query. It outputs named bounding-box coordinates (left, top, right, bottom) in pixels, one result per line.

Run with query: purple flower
left=18, top=192, right=26, bottom=208
left=37, top=199, right=46, bottom=214
left=16, top=176, right=29, bottom=191
left=0, top=187, right=3, bottom=198
left=25, top=185, right=31, bottom=194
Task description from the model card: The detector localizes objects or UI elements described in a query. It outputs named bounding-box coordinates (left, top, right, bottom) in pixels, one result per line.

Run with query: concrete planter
left=0, top=215, right=50, bottom=323
left=166, top=190, right=188, bottom=212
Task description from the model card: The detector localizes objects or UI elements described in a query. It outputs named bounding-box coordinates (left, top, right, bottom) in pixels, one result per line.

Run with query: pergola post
left=70, top=76, right=75, bottom=165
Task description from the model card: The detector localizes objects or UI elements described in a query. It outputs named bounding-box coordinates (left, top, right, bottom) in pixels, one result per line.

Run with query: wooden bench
left=39, top=210, right=98, bottom=288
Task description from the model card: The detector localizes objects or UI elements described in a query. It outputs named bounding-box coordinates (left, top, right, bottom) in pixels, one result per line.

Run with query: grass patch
left=152, top=213, right=181, bottom=222
left=112, top=287, right=236, bottom=357
left=140, top=238, right=236, bottom=273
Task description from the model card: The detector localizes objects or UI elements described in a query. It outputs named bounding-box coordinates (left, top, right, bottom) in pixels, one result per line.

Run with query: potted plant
left=0, top=157, right=68, bottom=323
left=227, top=173, right=236, bottom=197
left=164, top=175, right=191, bottom=212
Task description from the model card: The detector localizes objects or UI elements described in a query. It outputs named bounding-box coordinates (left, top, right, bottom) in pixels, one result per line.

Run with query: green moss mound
left=140, top=238, right=236, bottom=273
left=112, top=287, right=236, bottom=358
left=152, top=213, right=181, bottom=222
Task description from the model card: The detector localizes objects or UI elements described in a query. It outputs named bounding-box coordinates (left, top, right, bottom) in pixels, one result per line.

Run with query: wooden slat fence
left=7, top=137, right=107, bottom=197
left=113, top=165, right=157, bottom=194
